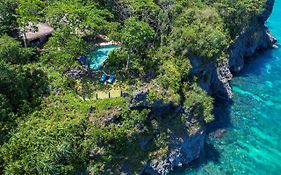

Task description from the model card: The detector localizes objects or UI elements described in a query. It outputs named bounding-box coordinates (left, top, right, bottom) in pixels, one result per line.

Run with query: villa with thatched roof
left=21, top=23, right=54, bottom=47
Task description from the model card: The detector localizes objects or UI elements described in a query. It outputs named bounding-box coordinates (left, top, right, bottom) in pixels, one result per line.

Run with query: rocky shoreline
left=138, top=0, right=276, bottom=174
left=213, top=0, right=276, bottom=99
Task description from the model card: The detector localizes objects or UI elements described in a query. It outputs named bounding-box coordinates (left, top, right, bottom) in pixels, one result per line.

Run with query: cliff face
left=139, top=1, right=276, bottom=175
left=127, top=84, right=206, bottom=175
left=191, top=0, right=276, bottom=99
left=143, top=129, right=205, bottom=175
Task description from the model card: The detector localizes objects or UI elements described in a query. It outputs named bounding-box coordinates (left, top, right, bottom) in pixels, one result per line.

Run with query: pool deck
left=95, top=35, right=122, bottom=46
left=97, top=41, right=121, bottom=46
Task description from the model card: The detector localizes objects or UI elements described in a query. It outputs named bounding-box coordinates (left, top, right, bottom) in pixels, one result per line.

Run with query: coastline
left=190, top=0, right=276, bottom=100
left=140, top=0, right=276, bottom=174
left=0, top=1, right=277, bottom=174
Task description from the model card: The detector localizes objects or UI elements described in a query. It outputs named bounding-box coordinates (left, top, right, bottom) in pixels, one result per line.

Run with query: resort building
left=21, top=23, right=54, bottom=47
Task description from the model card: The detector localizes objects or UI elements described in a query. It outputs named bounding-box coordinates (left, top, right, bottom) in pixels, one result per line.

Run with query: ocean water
left=173, top=0, right=281, bottom=174
left=88, top=45, right=120, bottom=70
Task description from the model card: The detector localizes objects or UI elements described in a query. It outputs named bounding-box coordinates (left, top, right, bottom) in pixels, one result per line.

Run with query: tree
left=183, top=83, right=214, bottom=123
left=205, top=0, right=266, bottom=38
left=16, top=0, right=47, bottom=47
left=0, top=0, right=19, bottom=36
left=0, top=65, right=48, bottom=112
left=46, top=0, right=114, bottom=36
left=0, top=95, right=88, bottom=175
left=169, top=6, right=228, bottom=59
left=120, top=17, right=155, bottom=70
left=0, top=61, right=49, bottom=160
left=0, top=0, right=269, bottom=174
left=158, top=58, right=191, bottom=92
left=0, top=34, right=34, bottom=64
left=41, top=27, right=87, bottom=69
left=0, top=93, right=14, bottom=145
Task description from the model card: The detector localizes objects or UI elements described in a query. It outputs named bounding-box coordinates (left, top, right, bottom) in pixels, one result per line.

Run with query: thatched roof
left=24, top=23, right=54, bottom=41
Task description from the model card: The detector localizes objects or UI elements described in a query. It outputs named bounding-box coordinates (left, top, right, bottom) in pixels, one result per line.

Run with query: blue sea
left=173, top=0, right=281, bottom=174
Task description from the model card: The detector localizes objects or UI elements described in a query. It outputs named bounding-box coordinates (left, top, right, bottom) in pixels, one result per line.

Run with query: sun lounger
left=106, top=75, right=115, bottom=84
left=99, top=73, right=108, bottom=82
left=79, top=56, right=87, bottom=65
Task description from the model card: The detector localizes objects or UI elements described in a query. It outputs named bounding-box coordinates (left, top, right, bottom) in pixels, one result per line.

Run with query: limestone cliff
left=192, top=0, right=276, bottom=99
left=124, top=1, right=276, bottom=174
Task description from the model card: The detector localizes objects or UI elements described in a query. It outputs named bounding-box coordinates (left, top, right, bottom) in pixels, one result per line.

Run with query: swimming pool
left=87, top=45, right=120, bottom=70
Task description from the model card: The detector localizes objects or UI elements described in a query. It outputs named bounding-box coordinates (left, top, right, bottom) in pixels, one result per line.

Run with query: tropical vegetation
left=0, top=0, right=267, bottom=174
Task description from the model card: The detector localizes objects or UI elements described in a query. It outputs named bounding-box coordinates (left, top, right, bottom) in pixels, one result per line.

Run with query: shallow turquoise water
left=88, top=45, right=120, bottom=70
left=173, top=1, right=281, bottom=174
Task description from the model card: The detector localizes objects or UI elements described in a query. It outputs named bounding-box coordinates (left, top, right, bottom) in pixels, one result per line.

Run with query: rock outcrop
left=129, top=0, right=276, bottom=174
left=126, top=84, right=206, bottom=175
left=142, top=129, right=205, bottom=175
left=190, top=0, right=276, bottom=99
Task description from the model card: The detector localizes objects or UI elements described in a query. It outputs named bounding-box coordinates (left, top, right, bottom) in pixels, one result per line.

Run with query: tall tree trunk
left=23, top=31, right=28, bottom=48
left=126, top=48, right=131, bottom=71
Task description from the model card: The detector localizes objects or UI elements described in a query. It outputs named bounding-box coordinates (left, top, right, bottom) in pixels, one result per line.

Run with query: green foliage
left=121, top=17, right=155, bottom=52
left=0, top=63, right=48, bottom=115
left=41, top=27, right=87, bottom=69
left=0, top=94, right=89, bottom=175
left=106, top=48, right=127, bottom=71
left=0, top=93, right=15, bottom=145
left=0, top=94, right=12, bottom=119
left=120, top=17, right=155, bottom=70
left=0, top=0, right=269, bottom=174
left=46, top=0, right=115, bottom=36
left=17, top=0, right=46, bottom=23
left=183, top=83, right=214, bottom=123
left=0, top=60, right=48, bottom=149
left=0, top=0, right=19, bottom=36
left=158, top=58, right=191, bottom=92
left=205, top=0, right=267, bottom=38
left=0, top=35, right=35, bottom=64
left=170, top=6, right=229, bottom=58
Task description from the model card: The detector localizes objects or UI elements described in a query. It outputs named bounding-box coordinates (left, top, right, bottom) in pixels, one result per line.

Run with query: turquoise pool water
left=173, top=1, right=281, bottom=174
left=88, top=45, right=120, bottom=70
